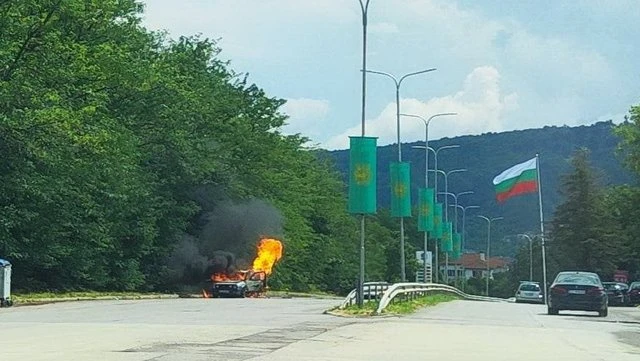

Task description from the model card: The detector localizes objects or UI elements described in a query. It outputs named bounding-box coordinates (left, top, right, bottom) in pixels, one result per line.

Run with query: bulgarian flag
left=493, top=157, right=538, bottom=203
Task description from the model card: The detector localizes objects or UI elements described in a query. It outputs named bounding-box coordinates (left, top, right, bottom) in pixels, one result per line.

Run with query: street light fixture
left=403, top=113, right=457, bottom=283
left=365, top=68, right=437, bottom=283
left=477, top=215, right=504, bottom=296
left=402, top=113, right=457, bottom=189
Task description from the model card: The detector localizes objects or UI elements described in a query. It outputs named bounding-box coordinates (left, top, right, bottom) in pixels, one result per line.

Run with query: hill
left=323, top=121, right=635, bottom=255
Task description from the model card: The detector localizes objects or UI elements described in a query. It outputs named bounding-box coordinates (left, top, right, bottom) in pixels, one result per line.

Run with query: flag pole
left=536, top=153, right=548, bottom=306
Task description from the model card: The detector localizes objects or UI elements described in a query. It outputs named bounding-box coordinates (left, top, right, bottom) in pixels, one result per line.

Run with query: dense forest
left=1, top=1, right=639, bottom=297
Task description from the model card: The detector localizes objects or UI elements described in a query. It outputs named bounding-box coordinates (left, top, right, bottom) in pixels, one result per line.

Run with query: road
left=1, top=298, right=639, bottom=360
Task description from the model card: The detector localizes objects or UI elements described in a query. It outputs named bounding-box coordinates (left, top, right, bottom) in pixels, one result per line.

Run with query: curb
left=12, top=294, right=179, bottom=307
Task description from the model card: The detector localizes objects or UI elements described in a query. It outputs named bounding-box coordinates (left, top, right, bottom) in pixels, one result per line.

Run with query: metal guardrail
left=340, top=282, right=390, bottom=309
left=340, top=282, right=507, bottom=314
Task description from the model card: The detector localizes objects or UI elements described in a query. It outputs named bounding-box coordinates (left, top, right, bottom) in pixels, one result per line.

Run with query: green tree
left=548, top=148, right=618, bottom=279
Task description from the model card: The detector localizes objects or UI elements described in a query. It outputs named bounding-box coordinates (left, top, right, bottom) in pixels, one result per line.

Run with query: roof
left=0, top=258, right=10, bottom=266
left=450, top=253, right=511, bottom=270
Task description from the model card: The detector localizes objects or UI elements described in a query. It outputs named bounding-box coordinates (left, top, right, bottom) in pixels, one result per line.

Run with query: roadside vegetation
left=11, top=291, right=174, bottom=304
left=336, top=293, right=459, bottom=316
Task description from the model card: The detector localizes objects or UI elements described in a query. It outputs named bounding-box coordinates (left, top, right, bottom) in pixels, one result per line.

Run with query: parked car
left=602, top=282, right=628, bottom=306
left=515, top=281, right=544, bottom=303
left=547, top=271, right=608, bottom=317
left=629, top=282, right=640, bottom=305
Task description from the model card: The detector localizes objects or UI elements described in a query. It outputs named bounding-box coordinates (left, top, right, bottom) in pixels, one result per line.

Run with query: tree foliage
left=547, top=148, right=618, bottom=278
left=0, top=0, right=403, bottom=293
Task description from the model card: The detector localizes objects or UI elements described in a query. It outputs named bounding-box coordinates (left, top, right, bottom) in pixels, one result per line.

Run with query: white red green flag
left=492, top=158, right=538, bottom=203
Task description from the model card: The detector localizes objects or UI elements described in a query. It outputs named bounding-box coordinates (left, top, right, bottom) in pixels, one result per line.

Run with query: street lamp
left=355, top=0, right=371, bottom=308
left=518, top=234, right=536, bottom=282
left=412, top=145, right=460, bottom=283
left=438, top=190, right=473, bottom=283
left=477, top=215, right=504, bottom=296
left=430, top=169, right=467, bottom=222
left=450, top=204, right=480, bottom=252
left=366, top=67, right=437, bottom=282
left=403, top=113, right=457, bottom=283
left=401, top=113, right=457, bottom=189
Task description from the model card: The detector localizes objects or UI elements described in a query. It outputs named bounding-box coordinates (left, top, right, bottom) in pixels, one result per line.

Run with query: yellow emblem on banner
left=354, top=164, right=371, bottom=185
left=393, top=183, right=406, bottom=197
left=420, top=204, right=430, bottom=215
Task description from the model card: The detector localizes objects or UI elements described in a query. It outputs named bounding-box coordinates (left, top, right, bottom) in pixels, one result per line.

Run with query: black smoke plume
left=167, top=197, right=283, bottom=286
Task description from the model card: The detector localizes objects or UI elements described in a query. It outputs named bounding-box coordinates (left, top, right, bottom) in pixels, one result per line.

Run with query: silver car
left=515, top=282, right=544, bottom=303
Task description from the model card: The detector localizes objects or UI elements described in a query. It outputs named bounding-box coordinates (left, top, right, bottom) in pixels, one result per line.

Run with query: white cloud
left=323, top=66, right=518, bottom=149
left=280, top=98, right=330, bottom=137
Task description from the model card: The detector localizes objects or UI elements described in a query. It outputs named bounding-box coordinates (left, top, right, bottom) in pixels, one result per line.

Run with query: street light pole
left=430, top=169, right=467, bottom=284
left=451, top=204, right=479, bottom=287
left=355, top=0, right=371, bottom=308
left=518, top=234, right=535, bottom=282
left=477, top=215, right=504, bottom=296
left=402, top=113, right=457, bottom=283
left=451, top=205, right=480, bottom=252
left=439, top=190, right=473, bottom=283
left=366, top=68, right=436, bottom=282
left=414, top=144, right=460, bottom=283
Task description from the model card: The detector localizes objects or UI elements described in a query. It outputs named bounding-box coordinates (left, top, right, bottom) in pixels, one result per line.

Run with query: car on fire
left=210, top=270, right=267, bottom=298
left=547, top=271, right=608, bottom=317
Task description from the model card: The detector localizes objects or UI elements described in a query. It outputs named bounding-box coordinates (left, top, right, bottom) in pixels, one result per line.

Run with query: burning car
left=203, top=238, right=283, bottom=298
left=209, top=270, right=267, bottom=298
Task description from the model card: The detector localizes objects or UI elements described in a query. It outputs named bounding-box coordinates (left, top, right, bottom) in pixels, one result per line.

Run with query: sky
left=141, top=0, right=640, bottom=150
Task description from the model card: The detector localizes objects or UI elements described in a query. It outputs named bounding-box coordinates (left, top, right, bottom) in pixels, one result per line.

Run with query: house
left=440, top=252, right=511, bottom=280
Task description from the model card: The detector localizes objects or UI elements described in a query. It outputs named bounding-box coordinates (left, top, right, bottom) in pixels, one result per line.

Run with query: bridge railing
left=340, top=282, right=506, bottom=314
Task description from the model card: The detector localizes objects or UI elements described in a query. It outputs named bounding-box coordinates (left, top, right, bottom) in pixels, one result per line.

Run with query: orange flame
left=251, top=238, right=283, bottom=275
left=211, top=272, right=246, bottom=282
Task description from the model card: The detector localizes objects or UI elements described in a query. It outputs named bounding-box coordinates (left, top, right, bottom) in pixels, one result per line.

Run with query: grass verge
left=330, top=293, right=459, bottom=317
left=11, top=291, right=178, bottom=305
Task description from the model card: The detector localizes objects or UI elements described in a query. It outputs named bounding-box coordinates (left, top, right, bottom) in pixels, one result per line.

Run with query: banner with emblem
left=390, top=162, right=411, bottom=217
left=348, top=136, right=377, bottom=214
left=434, top=203, right=443, bottom=239
left=443, top=222, right=453, bottom=253
left=417, top=188, right=435, bottom=232
left=453, top=233, right=461, bottom=259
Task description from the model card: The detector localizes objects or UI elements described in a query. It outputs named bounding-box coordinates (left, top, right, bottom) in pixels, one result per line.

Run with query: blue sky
left=141, top=0, right=640, bottom=150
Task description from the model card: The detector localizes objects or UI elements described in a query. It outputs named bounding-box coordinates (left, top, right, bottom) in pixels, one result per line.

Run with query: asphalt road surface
left=1, top=297, right=639, bottom=360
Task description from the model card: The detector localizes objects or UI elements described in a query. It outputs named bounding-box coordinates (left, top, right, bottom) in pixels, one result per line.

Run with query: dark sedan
left=603, top=282, right=628, bottom=306
left=547, top=271, right=608, bottom=317
left=629, top=282, right=640, bottom=305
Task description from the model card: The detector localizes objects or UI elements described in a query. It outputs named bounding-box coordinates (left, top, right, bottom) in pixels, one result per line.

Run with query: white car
left=515, top=282, right=544, bottom=303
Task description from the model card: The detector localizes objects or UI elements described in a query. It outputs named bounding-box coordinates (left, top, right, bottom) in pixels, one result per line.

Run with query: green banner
left=348, top=136, right=377, bottom=214
left=390, top=162, right=411, bottom=217
left=453, top=233, right=461, bottom=259
left=433, top=203, right=443, bottom=239
left=417, top=188, right=435, bottom=232
left=443, top=222, right=453, bottom=253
